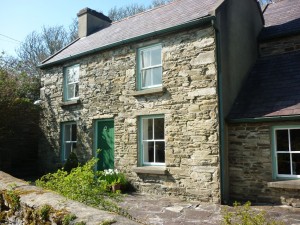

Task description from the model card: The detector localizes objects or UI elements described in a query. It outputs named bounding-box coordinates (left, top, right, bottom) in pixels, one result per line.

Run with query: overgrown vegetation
left=36, top=158, right=129, bottom=215
left=222, top=201, right=285, bottom=225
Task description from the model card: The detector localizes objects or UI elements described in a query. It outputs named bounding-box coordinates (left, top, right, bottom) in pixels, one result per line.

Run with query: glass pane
left=276, top=130, right=289, bottom=151
left=65, top=143, right=72, bottom=160
left=290, top=129, right=300, bottom=151
left=143, top=141, right=154, bottom=163
left=75, top=83, right=79, bottom=98
left=292, top=153, right=300, bottom=175
left=67, top=66, right=79, bottom=83
left=151, top=47, right=161, bottom=66
left=143, top=118, right=153, bottom=140
left=155, top=141, right=165, bottom=163
left=67, top=84, right=74, bottom=99
left=141, top=69, right=152, bottom=88
left=152, top=67, right=162, bottom=86
left=154, top=118, right=164, bottom=139
left=71, top=124, right=77, bottom=141
left=277, top=153, right=291, bottom=175
left=64, top=124, right=71, bottom=141
left=141, top=50, right=151, bottom=68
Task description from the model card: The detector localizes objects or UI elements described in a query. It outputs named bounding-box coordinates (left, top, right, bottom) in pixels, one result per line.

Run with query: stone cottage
left=228, top=0, right=300, bottom=205
left=39, top=0, right=263, bottom=203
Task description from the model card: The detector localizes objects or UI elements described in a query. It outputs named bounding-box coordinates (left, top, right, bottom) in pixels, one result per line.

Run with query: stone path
left=119, top=193, right=300, bottom=225
left=2, top=171, right=300, bottom=225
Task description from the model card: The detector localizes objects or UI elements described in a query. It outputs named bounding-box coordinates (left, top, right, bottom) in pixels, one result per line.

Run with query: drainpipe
left=211, top=18, right=227, bottom=204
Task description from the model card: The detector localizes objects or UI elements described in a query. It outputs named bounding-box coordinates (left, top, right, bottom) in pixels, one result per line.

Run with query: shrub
left=36, top=158, right=123, bottom=213
left=64, top=152, right=79, bottom=173
left=222, top=201, right=285, bottom=225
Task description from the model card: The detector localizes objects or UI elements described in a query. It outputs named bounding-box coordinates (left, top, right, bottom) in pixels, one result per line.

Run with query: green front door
left=96, top=120, right=114, bottom=170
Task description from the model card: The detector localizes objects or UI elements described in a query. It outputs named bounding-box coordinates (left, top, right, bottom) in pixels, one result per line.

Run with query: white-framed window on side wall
left=64, top=64, right=79, bottom=101
left=139, top=115, right=165, bottom=166
left=138, top=44, right=162, bottom=90
left=272, top=126, right=300, bottom=179
left=62, top=122, right=77, bottom=161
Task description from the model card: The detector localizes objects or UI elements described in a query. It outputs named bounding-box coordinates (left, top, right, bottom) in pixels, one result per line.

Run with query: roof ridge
left=111, top=0, right=181, bottom=25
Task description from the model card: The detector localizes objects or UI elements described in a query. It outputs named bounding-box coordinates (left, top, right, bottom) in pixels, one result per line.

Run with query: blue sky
left=0, top=0, right=153, bottom=56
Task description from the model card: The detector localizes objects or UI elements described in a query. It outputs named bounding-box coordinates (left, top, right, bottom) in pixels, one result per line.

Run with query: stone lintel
left=267, top=180, right=300, bottom=189
left=133, top=166, right=167, bottom=175
left=60, top=99, right=81, bottom=107
left=131, top=87, right=165, bottom=97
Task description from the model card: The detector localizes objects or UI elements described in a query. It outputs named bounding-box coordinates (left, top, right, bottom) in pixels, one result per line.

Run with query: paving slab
left=119, top=193, right=300, bottom=225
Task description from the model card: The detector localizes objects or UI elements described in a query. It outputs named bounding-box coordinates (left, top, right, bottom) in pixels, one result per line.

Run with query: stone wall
left=228, top=121, right=300, bottom=204
left=39, top=25, right=220, bottom=202
left=260, top=34, right=300, bottom=56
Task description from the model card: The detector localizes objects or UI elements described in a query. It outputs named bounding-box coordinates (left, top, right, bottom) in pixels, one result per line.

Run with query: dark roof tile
left=228, top=51, right=300, bottom=120
left=260, top=0, right=300, bottom=39
left=41, top=0, right=218, bottom=67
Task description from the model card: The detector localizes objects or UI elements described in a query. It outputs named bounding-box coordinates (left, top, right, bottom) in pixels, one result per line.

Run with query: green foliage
left=62, top=213, right=77, bottom=225
left=3, top=189, right=20, bottom=213
left=99, top=169, right=128, bottom=186
left=100, top=219, right=117, bottom=225
left=36, top=158, right=124, bottom=213
left=75, top=222, right=86, bottom=225
left=222, top=201, right=285, bottom=225
left=38, top=204, right=53, bottom=221
left=64, top=152, right=79, bottom=173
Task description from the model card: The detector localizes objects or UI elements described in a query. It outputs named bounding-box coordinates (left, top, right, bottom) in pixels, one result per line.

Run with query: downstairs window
left=139, top=115, right=165, bottom=166
left=273, top=126, right=300, bottom=179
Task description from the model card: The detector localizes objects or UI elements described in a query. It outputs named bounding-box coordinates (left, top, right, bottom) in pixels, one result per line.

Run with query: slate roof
left=228, top=51, right=300, bottom=121
left=260, top=0, right=300, bottom=40
left=41, top=0, right=218, bottom=67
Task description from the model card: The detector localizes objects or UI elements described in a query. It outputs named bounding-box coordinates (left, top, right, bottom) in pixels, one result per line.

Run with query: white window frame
left=138, top=44, right=162, bottom=90
left=139, top=115, right=165, bottom=166
left=64, top=64, right=79, bottom=101
left=62, top=122, right=77, bottom=161
left=273, top=126, right=300, bottom=179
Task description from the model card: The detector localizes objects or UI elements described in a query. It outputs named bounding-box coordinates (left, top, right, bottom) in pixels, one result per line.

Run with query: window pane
left=143, top=141, right=154, bottom=163
left=141, top=69, right=152, bottom=88
left=152, top=67, right=162, bottom=86
left=143, top=119, right=153, bottom=140
left=292, top=153, right=300, bottom=175
left=67, top=66, right=79, bottom=83
left=290, top=129, right=300, bottom=151
left=65, top=143, right=72, bottom=160
left=71, top=124, right=77, bottom=141
left=276, top=130, right=289, bottom=151
left=141, top=50, right=151, bottom=68
left=277, top=153, right=291, bottom=174
left=154, top=118, right=164, bottom=139
left=151, top=47, right=161, bottom=66
left=67, top=84, right=74, bottom=99
left=155, top=141, right=165, bottom=163
left=64, top=125, right=71, bottom=141
left=75, top=83, right=79, bottom=98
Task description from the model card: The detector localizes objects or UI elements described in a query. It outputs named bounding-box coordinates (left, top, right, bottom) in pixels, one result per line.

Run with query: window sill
left=60, top=99, right=80, bottom=107
left=131, top=87, right=165, bottom=97
left=267, top=180, right=300, bottom=189
left=133, top=166, right=167, bottom=175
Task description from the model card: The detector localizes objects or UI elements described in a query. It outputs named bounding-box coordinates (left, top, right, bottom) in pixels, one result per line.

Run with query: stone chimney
left=77, top=8, right=112, bottom=38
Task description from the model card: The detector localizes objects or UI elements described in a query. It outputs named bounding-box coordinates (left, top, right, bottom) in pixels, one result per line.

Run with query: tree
left=16, top=25, right=77, bottom=77
left=107, top=0, right=173, bottom=21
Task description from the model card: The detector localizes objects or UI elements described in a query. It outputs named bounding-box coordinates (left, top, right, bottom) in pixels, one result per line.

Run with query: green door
left=96, top=120, right=114, bottom=170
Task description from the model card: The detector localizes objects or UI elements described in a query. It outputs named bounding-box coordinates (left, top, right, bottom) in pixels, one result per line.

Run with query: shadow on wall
left=0, top=101, right=40, bottom=179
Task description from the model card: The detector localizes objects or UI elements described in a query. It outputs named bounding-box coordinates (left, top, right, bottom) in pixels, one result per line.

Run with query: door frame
left=93, top=118, right=115, bottom=170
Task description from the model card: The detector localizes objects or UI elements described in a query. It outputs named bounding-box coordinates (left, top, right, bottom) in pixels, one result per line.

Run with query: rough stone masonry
left=39, top=25, right=220, bottom=202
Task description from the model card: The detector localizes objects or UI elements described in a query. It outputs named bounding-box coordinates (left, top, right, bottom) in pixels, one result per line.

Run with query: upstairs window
left=64, top=64, right=79, bottom=101
left=62, top=122, right=77, bottom=161
left=140, top=115, right=165, bottom=166
left=273, top=127, right=300, bottom=179
left=138, top=45, right=162, bottom=90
